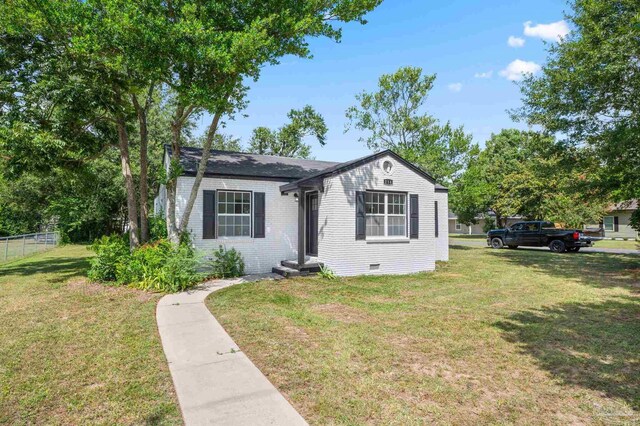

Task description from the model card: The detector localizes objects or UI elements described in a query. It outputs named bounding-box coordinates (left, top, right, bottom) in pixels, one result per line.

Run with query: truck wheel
left=490, top=238, right=504, bottom=249
left=507, top=245, right=518, bottom=249
left=549, top=240, right=566, bottom=253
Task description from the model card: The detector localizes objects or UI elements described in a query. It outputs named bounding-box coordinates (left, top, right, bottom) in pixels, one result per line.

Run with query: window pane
left=366, top=215, right=384, bottom=236
left=603, top=217, right=614, bottom=231
left=388, top=216, right=406, bottom=236
left=216, top=191, right=251, bottom=237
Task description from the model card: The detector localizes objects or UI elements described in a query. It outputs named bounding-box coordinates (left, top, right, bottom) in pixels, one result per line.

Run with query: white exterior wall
left=173, top=176, right=299, bottom=274
left=317, top=154, right=439, bottom=276
left=435, top=191, right=449, bottom=261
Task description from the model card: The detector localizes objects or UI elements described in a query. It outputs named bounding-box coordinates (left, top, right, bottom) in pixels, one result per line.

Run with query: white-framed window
left=603, top=216, right=615, bottom=232
left=455, top=220, right=462, bottom=231
left=217, top=190, right=251, bottom=237
left=365, top=192, right=406, bottom=238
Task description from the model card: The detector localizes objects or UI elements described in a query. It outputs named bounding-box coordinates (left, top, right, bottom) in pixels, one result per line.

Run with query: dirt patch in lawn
left=311, top=303, right=371, bottom=323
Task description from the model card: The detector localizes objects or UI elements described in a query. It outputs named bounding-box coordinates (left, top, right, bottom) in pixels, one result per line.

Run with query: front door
left=305, top=192, right=319, bottom=256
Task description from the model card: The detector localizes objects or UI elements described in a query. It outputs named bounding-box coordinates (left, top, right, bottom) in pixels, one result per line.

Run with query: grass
left=449, top=234, right=486, bottom=240
left=592, top=239, right=639, bottom=249
left=207, top=246, right=640, bottom=424
left=0, top=238, right=54, bottom=264
left=0, top=245, right=181, bottom=425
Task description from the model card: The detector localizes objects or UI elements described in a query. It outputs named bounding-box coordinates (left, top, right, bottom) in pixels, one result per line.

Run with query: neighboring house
left=154, top=146, right=449, bottom=276
left=448, top=211, right=520, bottom=235
left=585, top=200, right=638, bottom=240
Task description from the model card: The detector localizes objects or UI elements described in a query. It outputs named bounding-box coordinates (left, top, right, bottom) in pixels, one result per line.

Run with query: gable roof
left=609, top=199, right=638, bottom=211
left=279, top=149, right=445, bottom=193
left=167, top=145, right=340, bottom=181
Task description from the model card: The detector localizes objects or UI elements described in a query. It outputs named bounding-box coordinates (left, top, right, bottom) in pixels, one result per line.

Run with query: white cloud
left=507, top=36, right=525, bottom=48
left=499, top=59, right=541, bottom=81
left=474, top=70, right=493, bottom=79
left=523, top=20, right=570, bottom=42
left=447, top=82, right=462, bottom=92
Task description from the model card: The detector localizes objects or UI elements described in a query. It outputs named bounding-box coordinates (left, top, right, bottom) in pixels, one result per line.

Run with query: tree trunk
left=116, top=115, right=140, bottom=250
left=178, top=112, right=222, bottom=234
left=166, top=105, right=186, bottom=244
left=132, top=90, right=152, bottom=244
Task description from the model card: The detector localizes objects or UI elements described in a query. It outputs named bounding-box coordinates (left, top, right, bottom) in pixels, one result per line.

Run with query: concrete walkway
left=156, top=274, right=307, bottom=426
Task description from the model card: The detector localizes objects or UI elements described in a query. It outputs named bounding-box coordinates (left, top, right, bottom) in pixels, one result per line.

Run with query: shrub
left=209, top=246, right=245, bottom=278
left=118, top=239, right=202, bottom=293
left=483, top=218, right=497, bottom=233
left=148, top=214, right=168, bottom=241
left=318, top=264, right=338, bottom=280
left=88, top=235, right=202, bottom=292
left=87, top=235, right=129, bottom=282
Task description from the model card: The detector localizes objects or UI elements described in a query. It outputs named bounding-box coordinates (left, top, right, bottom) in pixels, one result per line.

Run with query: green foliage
left=209, top=246, right=245, bottom=278
left=0, top=0, right=382, bottom=245
left=248, top=106, right=328, bottom=158
left=318, top=265, right=338, bottom=280
left=87, top=235, right=130, bottom=282
left=515, top=0, right=640, bottom=211
left=346, top=66, right=478, bottom=184
left=192, top=133, right=242, bottom=152
left=116, top=240, right=201, bottom=293
left=451, top=129, right=606, bottom=228
left=88, top=236, right=201, bottom=292
left=482, top=218, right=496, bottom=233
left=630, top=210, right=640, bottom=236
left=149, top=215, right=168, bottom=241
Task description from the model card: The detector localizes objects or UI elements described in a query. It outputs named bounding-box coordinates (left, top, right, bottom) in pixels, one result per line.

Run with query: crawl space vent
left=369, top=263, right=380, bottom=271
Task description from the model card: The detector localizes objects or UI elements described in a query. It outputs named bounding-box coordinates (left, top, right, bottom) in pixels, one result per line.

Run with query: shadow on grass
left=489, top=249, right=640, bottom=293
left=448, top=245, right=474, bottom=251
left=495, top=297, right=640, bottom=411
left=0, top=256, right=90, bottom=283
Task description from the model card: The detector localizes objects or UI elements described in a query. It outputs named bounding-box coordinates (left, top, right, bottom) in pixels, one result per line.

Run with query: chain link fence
left=0, top=232, right=60, bottom=264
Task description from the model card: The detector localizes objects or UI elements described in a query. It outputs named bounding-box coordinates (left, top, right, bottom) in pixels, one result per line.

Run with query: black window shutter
left=254, top=192, right=265, bottom=238
left=614, top=216, right=619, bottom=232
left=355, top=191, right=366, bottom=240
left=434, top=200, right=439, bottom=237
left=203, top=190, right=216, bottom=239
left=410, top=194, right=419, bottom=239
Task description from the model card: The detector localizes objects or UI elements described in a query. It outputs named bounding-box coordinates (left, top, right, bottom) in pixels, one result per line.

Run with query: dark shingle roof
left=169, top=146, right=340, bottom=181
left=609, top=199, right=638, bottom=211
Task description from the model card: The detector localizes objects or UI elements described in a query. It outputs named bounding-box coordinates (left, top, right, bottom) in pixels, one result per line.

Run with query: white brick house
left=155, top=147, right=449, bottom=276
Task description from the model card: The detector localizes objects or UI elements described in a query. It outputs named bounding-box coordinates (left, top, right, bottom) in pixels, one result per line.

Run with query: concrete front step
left=280, top=260, right=323, bottom=272
left=272, top=266, right=303, bottom=278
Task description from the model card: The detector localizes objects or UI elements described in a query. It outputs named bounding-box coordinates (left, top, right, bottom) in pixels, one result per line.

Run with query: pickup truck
left=487, top=221, right=594, bottom=253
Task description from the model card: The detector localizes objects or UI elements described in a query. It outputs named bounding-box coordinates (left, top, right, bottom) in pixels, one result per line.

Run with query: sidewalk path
left=451, top=238, right=639, bottom=255
left=157, top=274, right=307, bottom=426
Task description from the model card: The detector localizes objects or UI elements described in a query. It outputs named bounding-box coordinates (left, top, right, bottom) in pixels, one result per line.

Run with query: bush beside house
left=87, top=225, right=246, bottom=292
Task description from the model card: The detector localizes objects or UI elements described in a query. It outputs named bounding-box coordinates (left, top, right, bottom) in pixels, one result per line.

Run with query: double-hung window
left=365, top=192, right=406, bottom=238
left=603, top=216, right=615, bottom=232
left=217, top=191, right=251, bottom=237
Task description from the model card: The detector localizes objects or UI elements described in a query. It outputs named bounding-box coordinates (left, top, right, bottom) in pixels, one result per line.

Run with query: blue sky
left=196, top=0, right=570, bottom=162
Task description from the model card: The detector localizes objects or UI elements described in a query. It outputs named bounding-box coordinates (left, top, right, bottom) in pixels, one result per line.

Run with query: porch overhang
left=280, top=177, right=324, bottom=194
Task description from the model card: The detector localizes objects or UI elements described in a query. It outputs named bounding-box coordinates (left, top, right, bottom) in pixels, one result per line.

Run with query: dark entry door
left=306, top=192, right=319, bottom=256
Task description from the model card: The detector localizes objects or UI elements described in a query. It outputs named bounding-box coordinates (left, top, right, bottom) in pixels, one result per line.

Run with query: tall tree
left=248, top=105, right=327, bottom=158
left=1, top=0, right=383, bottom=247
left=346, top=66, right=477, bottom=184
left=451, top=129, right=605, bottom=228
left=161, top=2, right=381, bottom=244
left=515, top=0, right=640, bottom=227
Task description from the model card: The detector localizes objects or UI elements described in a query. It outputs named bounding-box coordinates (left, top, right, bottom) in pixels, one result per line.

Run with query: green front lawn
left=593, top=239, right=639, bottom=250
left=207, top=247, right=640, bottom=424
left=0, top=246, right=181, bottom=424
